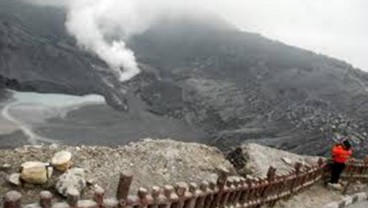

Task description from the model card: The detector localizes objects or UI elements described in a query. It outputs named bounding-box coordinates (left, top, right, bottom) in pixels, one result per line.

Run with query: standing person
left=328, top=139, right=352, bottom=189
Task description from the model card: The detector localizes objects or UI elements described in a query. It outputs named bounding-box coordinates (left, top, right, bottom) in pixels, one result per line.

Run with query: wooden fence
left=2, top=158, right=368, bottom=208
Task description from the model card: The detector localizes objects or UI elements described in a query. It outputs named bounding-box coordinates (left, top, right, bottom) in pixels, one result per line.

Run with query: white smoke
left=21, top=0, right=368, bottom=72
left=25, top=0, right=207, bottom=82
left=65, top=0, right=203, bottom=82
left=25, top=0, right=228, bottom=84
left=26, top=0, right=148, bottom=81
left=64, top=0, right=212, bottom=82
left=65, top=0, right=148, bottom=82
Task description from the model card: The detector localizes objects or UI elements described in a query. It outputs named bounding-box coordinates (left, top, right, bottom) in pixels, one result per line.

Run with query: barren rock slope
left=0, top=139, right=235, bottom=202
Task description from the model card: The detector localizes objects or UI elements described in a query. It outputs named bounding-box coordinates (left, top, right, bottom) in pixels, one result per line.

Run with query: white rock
left=322, top=202, right=339, bottom=208
left=0, top=163, right=11, bottom=171
left=8, top=173, right=21, bottom=186
left=21, top=161, right=42, bottom=168
left=86, top=179, right=95, bottom=185
left=2, top=163, right=11, bottom=169
left=50, top=144, right=59, bottom=149
left=33, top=145, right=43, bottom=149
left=343, top=196, right=353, bottom=205
left=56, top=168, right=86, bottom=197
left=52, top=151, right=72, bottom=172
left=20, top=161, right=53, bottom=184
left=355, top=192, right=367, bottom=201
left=281, top=157, right=292, bottom=165
left=77, top=200, right=97, bottom=208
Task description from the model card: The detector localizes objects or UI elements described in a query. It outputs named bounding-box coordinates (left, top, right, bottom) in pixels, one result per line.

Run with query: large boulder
left=20, top=161, right=53, bottom=184
left=51, top=151, right=72, bottom=172
left=56, top=168, right=86, bottom=197
left=226, top=143, right=320, bottom=177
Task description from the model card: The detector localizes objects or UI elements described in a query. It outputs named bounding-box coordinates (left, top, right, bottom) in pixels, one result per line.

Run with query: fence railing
left=2, top=158, right=368, bottom=208
left=342, top=160, right=368, bottom=180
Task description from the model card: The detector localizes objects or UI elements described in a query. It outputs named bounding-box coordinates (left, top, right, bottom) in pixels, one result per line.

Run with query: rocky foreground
left=0, top=139, right=235, bottom=203
left=0, top=139, right=366, bottom=208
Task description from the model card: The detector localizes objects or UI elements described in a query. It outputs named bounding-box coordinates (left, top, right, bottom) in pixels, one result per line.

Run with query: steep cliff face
left=1, top=0, right=368, bottom=156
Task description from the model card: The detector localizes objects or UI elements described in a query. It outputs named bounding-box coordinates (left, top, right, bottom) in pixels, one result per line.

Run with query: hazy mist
left=26, top=0, right=368, bottom=72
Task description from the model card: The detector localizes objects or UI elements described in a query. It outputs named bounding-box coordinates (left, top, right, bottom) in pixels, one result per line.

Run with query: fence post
left=264, top=166, right=276, bottom=206
left=94, top=186, right=105, bottom=208
left=238, top=178, right=249, bottom=207
left=285, top=172, right=294, bottom=199
left=318, top=158, right=329, bottom=184
left=358, top=160, right=365, bottom=176
left=164, top=185, right=178, bottom=208
left=138, top=188, right=154, bottom=208
left=150, top=186, right=161, bottom=208
left=195, top=182, right=207, bottom=208
left=174, top=182, right=188, bottom=208
left=317, top=158, right=324, bottom=177
left=4, top=191, right=22, bottom=208
left=186, top=183, right=199, bottom=208
left=245, top=178, right=255, bottom=207
left=40, top=191, right=53, bottom=208
left=255, top=177, right=264, bottom=205
left=223, top=178, right=233, bottom=208
left=66, top=188, right=80, bottom=208
left=205, top=181, right=217, bottom=208
left=227, top=178, right=239, bottom=207
left=116, top=171, right=133, bottom=208
left=232, top=178, right=242, bottom=208
left=291, top=162, right=302, bottom=193
left=342, top=164, right=355, bottom=195
left=364, top=157, right=368, bottom=180
left=211, top=168, right=229, bottom=208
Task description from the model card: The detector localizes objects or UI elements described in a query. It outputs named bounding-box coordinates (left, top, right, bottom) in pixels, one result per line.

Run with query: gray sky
left=205, top=0, right=368, bottom=71
left=28, top=0, right=368, bottom=71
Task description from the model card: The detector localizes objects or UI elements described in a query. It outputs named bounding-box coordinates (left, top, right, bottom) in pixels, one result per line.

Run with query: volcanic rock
left=52, top=151, right=72, bottom=172
left=20, top=161, right=53, bottom=184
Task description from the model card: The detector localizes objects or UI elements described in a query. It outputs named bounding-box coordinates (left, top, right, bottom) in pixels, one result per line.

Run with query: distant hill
left=1, top=0, right=368, bottom=156
left=127, top=13, right=368, bottom=156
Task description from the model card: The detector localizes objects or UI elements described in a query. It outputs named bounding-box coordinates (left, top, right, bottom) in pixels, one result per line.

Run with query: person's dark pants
left=329, top=162, right=346, bottom=184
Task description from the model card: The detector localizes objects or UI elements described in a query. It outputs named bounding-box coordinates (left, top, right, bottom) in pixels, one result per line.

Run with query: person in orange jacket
left=328, top=139, right=352, bottom=187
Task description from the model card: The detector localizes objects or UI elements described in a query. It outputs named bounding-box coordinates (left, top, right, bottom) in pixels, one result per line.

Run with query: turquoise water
left=10, top=90, right=105, bottom=107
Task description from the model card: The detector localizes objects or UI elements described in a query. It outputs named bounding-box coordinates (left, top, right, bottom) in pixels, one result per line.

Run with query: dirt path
left=1, top=102, right=56, bottom=144
left=347, top=201, right=368, bottom=208
left=0, top=103, right=18, bottom=134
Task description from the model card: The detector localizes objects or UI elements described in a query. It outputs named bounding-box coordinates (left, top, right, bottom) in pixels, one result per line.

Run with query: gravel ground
left=0, top=139, right=235, bottom=203
left=230, top=143, right=321, bottom=177
left=274, top=181, right=345, bottom=208
left=1, top=139, right=365, bottom=208
left=348, top=201, right=368, bottom=208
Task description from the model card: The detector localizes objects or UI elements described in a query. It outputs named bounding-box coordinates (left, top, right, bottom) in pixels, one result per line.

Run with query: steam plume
left=26, top=0, right=212, bottom=82
left=23, top=0, right=368, bottom=72
left=65, top=0, right=148, bottom=82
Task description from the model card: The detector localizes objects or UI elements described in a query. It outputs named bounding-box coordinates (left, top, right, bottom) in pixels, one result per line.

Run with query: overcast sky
left=205, top=0, right=368, bottom=71
left=28, top=0, right=368, bottom=71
